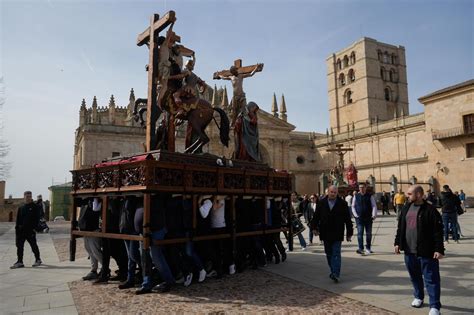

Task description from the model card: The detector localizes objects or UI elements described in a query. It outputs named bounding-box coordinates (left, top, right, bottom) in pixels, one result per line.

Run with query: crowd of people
left=74, top=194, right=298, bottom=294
left=9, top=184, right=467, bottom=314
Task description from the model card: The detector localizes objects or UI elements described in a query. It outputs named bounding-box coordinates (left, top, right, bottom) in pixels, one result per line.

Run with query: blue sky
left=1, top=0, right=473, bottom=198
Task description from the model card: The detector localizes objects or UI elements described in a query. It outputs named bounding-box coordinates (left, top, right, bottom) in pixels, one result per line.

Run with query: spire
left=129, top=88, right=135, bottom=102
left=91, top=96, right=98, bottom=123
left=271, top=93, right=278, bottom=117
left=109, top=94, right=116, bottom=108
left=211, top=85, right=218, bottom=106
left=221, top=86, right=229, bottom=109
left=279, top=94, right=287, bottom=122
left=80, top=98, right=86, bottom=111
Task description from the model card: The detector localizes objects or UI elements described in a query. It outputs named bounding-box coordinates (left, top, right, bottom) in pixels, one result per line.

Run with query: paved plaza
left=0, top=211, right=473, bottom=314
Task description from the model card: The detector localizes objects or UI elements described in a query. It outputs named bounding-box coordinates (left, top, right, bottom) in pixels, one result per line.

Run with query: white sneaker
left=229, top=264, right=236, bottom=275
left=198, top=269, right=206, bottom=282
left=364, top=249, right=371, bottom=255
left=183, top=273, right=193, bottom=287
left=411, top=298, right=423, bottom=308
left=428, top=308, right=440, bottom=315
left=301, top=247, right=307, bottom=251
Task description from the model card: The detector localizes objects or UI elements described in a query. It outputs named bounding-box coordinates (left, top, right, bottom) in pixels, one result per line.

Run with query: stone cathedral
left=74, top=38, right=474, bottom=196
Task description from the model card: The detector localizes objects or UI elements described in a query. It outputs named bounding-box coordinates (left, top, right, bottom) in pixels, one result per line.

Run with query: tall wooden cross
left=137, top=11, right=177, bottom=152
left=213, top=59, right=264, bottom=79
left=326, top=144, right=353, bottom=171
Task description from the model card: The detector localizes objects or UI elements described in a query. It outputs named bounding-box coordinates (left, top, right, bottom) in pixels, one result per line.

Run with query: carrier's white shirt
left=210, top=199, right=226, bottom=228
left=92, top=198, right=102, bottom=212
left=199, top=199, right=212, bottom=219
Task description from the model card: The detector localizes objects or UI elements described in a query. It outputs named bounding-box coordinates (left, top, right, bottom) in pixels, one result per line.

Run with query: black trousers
left=16, top=230, right=41, bottom=262
left=102, top=238, right=128, bottom=275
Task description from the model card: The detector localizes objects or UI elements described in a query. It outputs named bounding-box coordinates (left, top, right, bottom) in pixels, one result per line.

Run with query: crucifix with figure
left=136, top=11, right=177, bottom=152
left=326, top=144, right=353, bottom=172
left=214, top=59, right=264, bottom=125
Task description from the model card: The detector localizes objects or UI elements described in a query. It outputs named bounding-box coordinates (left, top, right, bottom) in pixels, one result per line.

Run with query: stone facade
left=327, top=38, right=409, bottom=132
left=73, top=87, right=295, bottom=170
left=73, top=38, right=474, bottom=197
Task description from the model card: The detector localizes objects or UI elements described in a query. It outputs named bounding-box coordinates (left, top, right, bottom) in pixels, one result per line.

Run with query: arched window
left=383, top=51, right=389, bottom=63
left=345, top=89, right=353, bottom=104
left=391, top=54, right=397, bottom=64
left=380, top=67, right=386, bottom=80
left=389, top=68, right=397, bottom=82
left=377, top=50, right=383, bottom=61
left=339, top=73, right=346, bottom=86
left=336, top=59, right=342, bottom=70
left=343, top=55, right=349, bottom=67
left=348, top=69, right=355, bottom=82
left=350, top=51, right=356, bottom=64
left=384, top=87, right=391, bottom=101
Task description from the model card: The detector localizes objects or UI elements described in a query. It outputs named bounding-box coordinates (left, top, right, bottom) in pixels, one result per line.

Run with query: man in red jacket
left=395, top=185, right=444, bottom=315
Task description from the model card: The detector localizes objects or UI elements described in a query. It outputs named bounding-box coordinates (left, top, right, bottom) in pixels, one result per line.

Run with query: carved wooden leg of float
left=69, top=198, right=78, bottom=262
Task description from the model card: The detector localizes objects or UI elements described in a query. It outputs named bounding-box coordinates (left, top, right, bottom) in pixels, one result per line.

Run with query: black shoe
left=329, top=273, right=339, bottom=283
left=152, top=282, right=171, bottom=293
left=110, top=274, right=127, bottom=282
left=356, top=249, right=364, bottom=255
left=274, top=255, right=280, bottom=264
left=93, top=275, right=109, bottom=284
left=10, top=261, right=25, bottom=269
left=82, top=271, right=99, bottom=281
left=135, top=287, right=152, bottom=295
left=281, top=253, right=287, bottom=262
left=118, top=281, right=135, bottom=289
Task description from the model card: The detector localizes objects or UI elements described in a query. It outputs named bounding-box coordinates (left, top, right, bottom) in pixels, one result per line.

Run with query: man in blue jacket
left=351, top=183, right=377, bottom=255
left=311, top=185, right=353, bottom=283
left=395, top=185, right=444, bottom=315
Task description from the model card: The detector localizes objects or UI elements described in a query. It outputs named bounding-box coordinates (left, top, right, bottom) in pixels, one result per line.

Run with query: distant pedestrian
left=459, top=189, right=466, bottom=212
left=394, top=189, right=407, bottom=220
left=311, top=185, right=353, bottom=283
left=344, top=191, right=353, bottom=217
left=394, top=185, right=444, bottom=315
left=381, top=191, right=390, bottom=215
left=352, top=183, right=377, bottom=255
left=439, top=185, right=460, bottom=243
left=11, top=191, right=42, bottom=269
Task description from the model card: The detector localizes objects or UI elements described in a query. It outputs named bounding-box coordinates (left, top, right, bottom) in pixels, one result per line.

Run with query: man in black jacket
left=439, top=184, right=460, bottom=243
left=395, top=185, right=444, bottom=315
left=311, top=185, right=353, bottom=283
left=11, top=191, right=42, bottom=269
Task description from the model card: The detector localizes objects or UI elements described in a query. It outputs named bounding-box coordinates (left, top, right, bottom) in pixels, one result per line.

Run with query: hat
left=443, top=185, right=450, bottom=190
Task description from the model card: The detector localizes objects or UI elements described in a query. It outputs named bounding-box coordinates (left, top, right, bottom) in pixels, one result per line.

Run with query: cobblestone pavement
left=49, top=222, right=86, bottom=262
left=69, top=269, right=393, bottom=314
left=51, top=221, right=391, bottom=314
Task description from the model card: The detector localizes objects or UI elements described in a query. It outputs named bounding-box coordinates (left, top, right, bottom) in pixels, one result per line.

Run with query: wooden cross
left=213, top=59, right=264, bottom=79
left=137, top=11, right=176, bottom=152
left=326, top=144, right=353, bottom=170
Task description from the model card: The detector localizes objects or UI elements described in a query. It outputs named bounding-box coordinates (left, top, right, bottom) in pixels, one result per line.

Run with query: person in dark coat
left=11, top=191, right=42, bottom=269
left=395, top=185, right=444, bottom=315
left=439, top=185, right=461, bottom=243
left=311, top=185, right=353, bottom=283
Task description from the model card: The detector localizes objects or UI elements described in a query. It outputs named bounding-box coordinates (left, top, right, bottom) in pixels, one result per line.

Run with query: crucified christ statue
left=214, top=59, right=263, bottom=125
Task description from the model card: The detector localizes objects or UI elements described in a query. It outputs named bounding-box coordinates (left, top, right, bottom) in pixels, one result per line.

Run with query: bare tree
left=0, top=77, right=11, bottom=180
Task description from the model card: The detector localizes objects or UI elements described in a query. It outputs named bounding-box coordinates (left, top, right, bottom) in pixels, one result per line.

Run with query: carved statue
left=234, top=102, right=260, bottom=161
left=329, top=166, right=344, bottom=187
left=345, top=162, right=358, bottom=187
left=134, top=12, right=230, bottom=153
left=214, top=61, right=263, bottom=125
